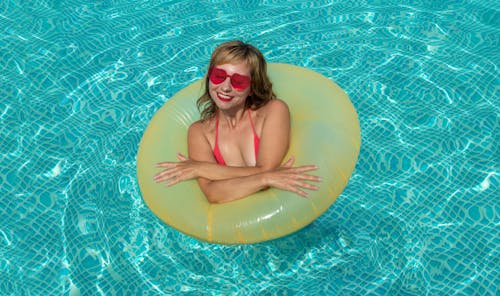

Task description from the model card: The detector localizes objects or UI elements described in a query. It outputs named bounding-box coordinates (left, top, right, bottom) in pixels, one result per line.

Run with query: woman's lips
left=217, top=93, right=233, bottom=102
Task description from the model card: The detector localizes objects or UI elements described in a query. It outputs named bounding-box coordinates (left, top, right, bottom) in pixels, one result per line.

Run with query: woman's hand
left=263, top=157, right=321, bottom=198
left=154, top=153, right=199, bottom=186
left=154, top=154, right=320, bottom=199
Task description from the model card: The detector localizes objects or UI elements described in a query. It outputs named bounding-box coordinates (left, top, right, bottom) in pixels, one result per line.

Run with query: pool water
left=1, top=0, right=498, bottom=295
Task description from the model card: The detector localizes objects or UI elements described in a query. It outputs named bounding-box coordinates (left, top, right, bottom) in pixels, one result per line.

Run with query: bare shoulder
left=267, top=98, right=289, bottom=111
left=188, top=120, right=204, bottom=136
left=187, top=118, right=217, bottom=160
left=253, top=99, right=290, bottom=133
left=188, top=118, right=216, bottom=145
left=259, top=99, right=290, bottom=117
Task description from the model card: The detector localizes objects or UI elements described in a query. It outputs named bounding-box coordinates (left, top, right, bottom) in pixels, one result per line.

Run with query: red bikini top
left=213, top=109, right=260, bottom=166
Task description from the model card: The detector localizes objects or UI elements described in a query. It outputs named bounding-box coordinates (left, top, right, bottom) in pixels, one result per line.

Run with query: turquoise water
left=1, top=0, right=498, bottom=295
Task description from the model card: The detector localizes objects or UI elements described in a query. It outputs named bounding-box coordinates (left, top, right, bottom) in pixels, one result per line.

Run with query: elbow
left=200, top=182, right=226, bottom=204
left=202, top=183, right=246, bottom=204
left=207, top=198, right=223, bottom=204
left=205, top=192, right=223, bottom=204
left=205, top=193, right=233, bottom=204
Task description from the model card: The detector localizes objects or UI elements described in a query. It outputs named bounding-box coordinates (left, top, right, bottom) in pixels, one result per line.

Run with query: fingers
left=274, top=162, right=321, bottom=197
left=154, top=154, right=197, bottom=187
left=156, top=161, right=177, bottom=168
left=282, top=156, right=295, bottom=168
left=166, top=176, right=181, bottom=187
left=280, top=165, right=319, bottom=180
left=289, top=165, right=318, bottom=173
left=155, top=154, right=188, bottom=183
left=267, top=167, right=321, bottom=198
left=292, top=187, right=308, bottom=198
left=280, top=179, right=319, bottom=198
left=156, top=153, right=189, bottom=167
left=291, top=178, right=319, bottom=192
left=294, top=173, right=322, bottom=182
left=299, top=181, right=320, bottom=191
left=153, top=168, right=181, bottom=183
left=156, top=171, right=182, bottom=187
left=156, top=172, right=186, bottom=187
left=176, top=153, right=188, bottom=161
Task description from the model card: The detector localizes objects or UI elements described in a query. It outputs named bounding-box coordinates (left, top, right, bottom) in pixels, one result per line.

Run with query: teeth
left=219, top=93, right=231, bottom=99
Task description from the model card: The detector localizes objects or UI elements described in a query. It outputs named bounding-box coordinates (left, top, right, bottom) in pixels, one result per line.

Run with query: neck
left=218, top=108, right=247, bottom=128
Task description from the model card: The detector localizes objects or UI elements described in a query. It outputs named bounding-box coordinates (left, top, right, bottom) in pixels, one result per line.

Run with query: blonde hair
left=197, top=40, right=276, bottom=120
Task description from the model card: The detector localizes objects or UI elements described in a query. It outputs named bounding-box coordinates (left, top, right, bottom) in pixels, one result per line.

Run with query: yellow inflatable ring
left=137, top=63, right=360, bottom=244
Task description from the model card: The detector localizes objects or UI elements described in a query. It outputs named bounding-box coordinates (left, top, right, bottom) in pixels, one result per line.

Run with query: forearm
left=199, top=161, right=321, bottom=203
left=199, top=173, right=269, bottom=203
left=196, top=162, right=272, bottom=181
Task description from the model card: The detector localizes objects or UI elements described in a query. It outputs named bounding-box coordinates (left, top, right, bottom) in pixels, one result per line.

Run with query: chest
left=213, top=120, right=260, bottom=166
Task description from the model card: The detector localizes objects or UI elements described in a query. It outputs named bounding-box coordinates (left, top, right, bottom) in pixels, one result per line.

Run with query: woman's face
left=208, top=62, right=252, bottom=111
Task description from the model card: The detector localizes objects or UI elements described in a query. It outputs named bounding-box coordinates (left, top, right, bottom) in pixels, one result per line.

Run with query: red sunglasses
left=209, top=67, right=251, bottom=90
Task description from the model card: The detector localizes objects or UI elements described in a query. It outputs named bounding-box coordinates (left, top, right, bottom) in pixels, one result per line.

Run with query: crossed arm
left=154, top=100, right=320, bottom=203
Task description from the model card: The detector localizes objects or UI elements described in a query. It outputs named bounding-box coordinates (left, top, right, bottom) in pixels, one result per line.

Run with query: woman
left=154, top=40, right=320, bottom=203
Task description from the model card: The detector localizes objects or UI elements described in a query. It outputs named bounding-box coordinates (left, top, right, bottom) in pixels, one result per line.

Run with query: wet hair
left=197, top=40, right=276, bottom=120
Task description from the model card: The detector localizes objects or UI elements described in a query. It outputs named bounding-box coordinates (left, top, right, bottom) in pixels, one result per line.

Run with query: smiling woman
left=137, top=59, right=360, bottom=244
left=154, top=41, right=321, bottom=203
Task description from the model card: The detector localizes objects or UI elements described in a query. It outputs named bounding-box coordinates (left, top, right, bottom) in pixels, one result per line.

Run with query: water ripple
left=1, top=0, right=498, bottom=294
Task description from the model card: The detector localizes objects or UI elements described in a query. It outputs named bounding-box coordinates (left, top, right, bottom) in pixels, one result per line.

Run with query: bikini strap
left=248, top=109, right=257, bottom=136
left=247, top=109, right=260, bottom=159
left=215, top=113, right=220, bottom=144
left=213, top=113, right=227, bottom=165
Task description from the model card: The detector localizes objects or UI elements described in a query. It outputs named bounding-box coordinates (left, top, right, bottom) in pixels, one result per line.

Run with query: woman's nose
left=220, top=77, right=232, bottom=91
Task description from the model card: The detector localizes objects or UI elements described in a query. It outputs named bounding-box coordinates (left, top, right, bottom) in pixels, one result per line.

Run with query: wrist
left=193, top=161, right=203, bottom=178
left=260, top=171, right=271, bottom=188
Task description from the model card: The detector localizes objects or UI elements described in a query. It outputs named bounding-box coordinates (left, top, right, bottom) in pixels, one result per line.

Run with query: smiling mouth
left=217, top=93, right=233, bottom=102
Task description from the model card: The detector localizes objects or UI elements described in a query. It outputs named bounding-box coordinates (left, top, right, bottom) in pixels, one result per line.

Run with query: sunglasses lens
left=231, top=73, right=251, bottom=89
left=209, top=67, right=251, bottom=90
left=209, top=68, right=227, bottom=84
